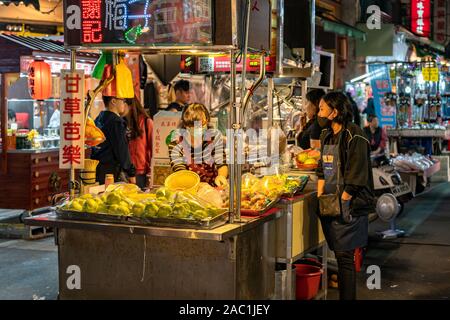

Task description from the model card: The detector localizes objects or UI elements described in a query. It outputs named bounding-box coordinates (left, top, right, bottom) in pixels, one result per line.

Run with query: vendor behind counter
left=168, top=103, right=228, bottom=188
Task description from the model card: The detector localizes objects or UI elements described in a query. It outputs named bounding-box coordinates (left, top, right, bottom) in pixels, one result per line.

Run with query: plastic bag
left=85, top=117, right=106, bottom=146
left=115, top=59, right=134, bottom=98
left=101, top=58, right=134, bottom=98
left=196, top=183, right=224, bottom=208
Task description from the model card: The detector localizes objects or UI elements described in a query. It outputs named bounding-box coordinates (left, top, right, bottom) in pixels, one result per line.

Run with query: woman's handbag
left=318, top=192, right=342, bottom=217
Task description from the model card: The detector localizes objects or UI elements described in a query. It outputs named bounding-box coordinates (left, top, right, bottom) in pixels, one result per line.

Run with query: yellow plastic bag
left=115, top=58, right=134, bottom=99
left=85, top=117, right=106, bottom=147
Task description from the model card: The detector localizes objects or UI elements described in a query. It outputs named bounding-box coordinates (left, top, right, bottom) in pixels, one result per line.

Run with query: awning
left=2, top=0, right=40, bottom=10
left=398, top=26, right=445, bottom=54
left=0, top=33, right=99, bottom=60
left=316, top=14, right=367, bottom=42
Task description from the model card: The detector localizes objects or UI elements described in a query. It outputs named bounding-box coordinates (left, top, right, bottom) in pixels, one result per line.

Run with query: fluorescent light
left=350, top=69, right=385, bottom=83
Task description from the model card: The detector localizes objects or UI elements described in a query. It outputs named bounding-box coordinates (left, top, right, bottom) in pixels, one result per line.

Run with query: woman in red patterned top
left=168, top=103, right=228, bottom=187
left=123, top=96, right=153, bottom=189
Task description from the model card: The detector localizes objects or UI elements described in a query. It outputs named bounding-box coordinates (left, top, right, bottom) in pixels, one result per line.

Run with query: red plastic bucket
left=294, top=264, right=323, bottom=300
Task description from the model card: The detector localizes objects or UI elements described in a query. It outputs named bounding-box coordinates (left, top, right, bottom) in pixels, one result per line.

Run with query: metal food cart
left=25, top=0, right=328, bottom=300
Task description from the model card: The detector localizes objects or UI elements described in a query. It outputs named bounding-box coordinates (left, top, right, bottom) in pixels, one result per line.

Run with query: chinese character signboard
left=20, top=56, right=94, bottom=76
left=368, top=64, right=396, bottom=129
left=59, top=70, right=85, bottom=169
left=433, top=0, right=447, bottom=44
left=183, top=55, right=276, bottom=73
left=152, top=111, right=181, bottom=159
left=64, top=0, right=213, bottom=47
left=411, top=0, right=431, bottom=37
left=422, top=67, right=439, bottom=82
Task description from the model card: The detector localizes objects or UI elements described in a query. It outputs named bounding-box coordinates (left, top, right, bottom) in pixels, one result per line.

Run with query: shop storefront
left=0, top=34, right=98, bottom=211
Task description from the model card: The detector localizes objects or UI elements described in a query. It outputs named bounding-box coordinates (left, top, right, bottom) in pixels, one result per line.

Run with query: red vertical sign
left=411, top=0, right=431, bottom=37
left=60, top=70, right=85, bottom=169
left=81, top=0, right=103, bottom=43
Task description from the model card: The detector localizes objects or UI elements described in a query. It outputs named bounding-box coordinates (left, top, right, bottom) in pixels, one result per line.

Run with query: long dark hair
left=322, top=91, right=353, bottom=124
left=125, top=96, right=150, bottom=140
left=306, top=88, right=325, bottom=113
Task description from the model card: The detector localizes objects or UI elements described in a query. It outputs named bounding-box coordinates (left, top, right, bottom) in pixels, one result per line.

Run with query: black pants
left=335, top=250, right=356, bottom=300
left=136, top=174, right=148, bottom=189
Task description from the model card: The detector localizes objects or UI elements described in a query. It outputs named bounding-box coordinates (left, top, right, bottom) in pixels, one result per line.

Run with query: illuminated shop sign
left=411, top=0, right=431, bottom=37
left=64, top=0, right=213, bottom=47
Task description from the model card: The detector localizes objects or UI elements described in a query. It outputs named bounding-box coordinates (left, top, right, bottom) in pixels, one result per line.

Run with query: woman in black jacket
left=316, top=91, right=374, bottom=300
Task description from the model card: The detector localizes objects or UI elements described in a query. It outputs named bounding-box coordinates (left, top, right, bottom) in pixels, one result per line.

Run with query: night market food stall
left=25, top=0, right=328, bottom=300
left=0, top=34, right=98, bottom=214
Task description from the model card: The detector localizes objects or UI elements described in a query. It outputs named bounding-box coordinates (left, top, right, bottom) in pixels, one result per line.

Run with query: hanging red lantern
left=28, top=60, right=52, bottom=100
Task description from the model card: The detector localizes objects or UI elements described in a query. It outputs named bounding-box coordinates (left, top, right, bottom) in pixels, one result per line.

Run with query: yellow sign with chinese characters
left=422, top=67, right=439, bottom=82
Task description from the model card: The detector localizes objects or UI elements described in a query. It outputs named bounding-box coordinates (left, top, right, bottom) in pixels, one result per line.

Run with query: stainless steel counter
left=25, top=209, right=282, bottom=299
left=25, top=209, right=283, bottom=242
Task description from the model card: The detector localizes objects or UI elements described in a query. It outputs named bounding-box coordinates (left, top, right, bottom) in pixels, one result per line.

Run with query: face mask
left=187, top=126, right=206, bottom=137
left=317, top=111, right=334, bottom=128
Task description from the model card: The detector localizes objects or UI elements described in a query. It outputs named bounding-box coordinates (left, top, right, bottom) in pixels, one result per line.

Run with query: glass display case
left=7, top=98, right=61, bottom=149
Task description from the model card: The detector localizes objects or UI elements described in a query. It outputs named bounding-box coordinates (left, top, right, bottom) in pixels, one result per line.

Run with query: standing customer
left=297, top=89, right=325, bottom=150
left=316, top=91, right=375, bottom=300
left=91, top=96, right=136, bottom=185
left=124, top=96, right=153, bottom=189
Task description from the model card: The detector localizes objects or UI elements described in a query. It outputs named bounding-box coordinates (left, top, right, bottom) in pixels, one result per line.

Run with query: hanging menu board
left=64, top=0, right=213, bottom=47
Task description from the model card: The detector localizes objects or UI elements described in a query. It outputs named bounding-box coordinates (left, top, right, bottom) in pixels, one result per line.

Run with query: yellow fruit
left=83, top=199, right=99, bottom=213
left=106, top=192, right=122, bottom=205
left=108, top=204, right=120, bottom=215
left=97, top=203, right=108, bottom=213
left=296, top=153, right=309, bottom=163
left=132, top=203, right=145, bottom=217
left=70, top=201, right=83, bottom=212
left=304, top=158, right=317, bottom=165
left=118, top=205, right=130, bottom=216
left=119, top=201, right=130, bottom=208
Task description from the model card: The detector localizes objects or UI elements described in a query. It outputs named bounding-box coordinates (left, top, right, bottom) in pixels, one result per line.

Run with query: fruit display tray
left=240, top=198, right=280, bottom=216
left=55, top=208, right=229, bottom=230
left=296, top=163, right=319, bottom=170
left=281, top=175, right=309, bottom=198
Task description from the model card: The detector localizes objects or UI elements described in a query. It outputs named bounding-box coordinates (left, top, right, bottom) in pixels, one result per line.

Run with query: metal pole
left=267, top=77, right=274, bottom=157
left=228, top=50, right=236, bottom=224
left=239, top=0, right=252, bottom=117
left=69, top=49, right=76, bottom=200
left=234, top=0, right=252, bottom=223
